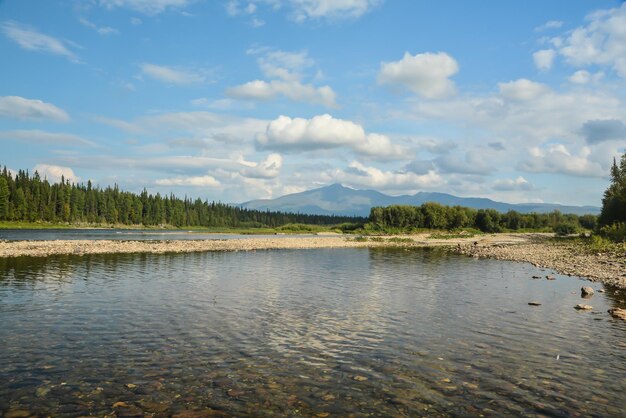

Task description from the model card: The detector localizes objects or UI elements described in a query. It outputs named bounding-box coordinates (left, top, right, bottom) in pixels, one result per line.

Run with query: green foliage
left=599, top=151, right=626, bottom=227
left=0, top=166, right=364, bottom=229
left=598, top=223, right=626, bottom=242
left=554, top=222, right=578, bottom=236
left=368, top=202, right=592, bottom=234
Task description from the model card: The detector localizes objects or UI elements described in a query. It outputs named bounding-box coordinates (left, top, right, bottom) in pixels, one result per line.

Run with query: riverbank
left=1, top=232, right=624, bottom=288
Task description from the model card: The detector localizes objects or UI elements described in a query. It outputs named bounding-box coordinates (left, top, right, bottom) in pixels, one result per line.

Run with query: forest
left=367, top=203, right=596, bottom=234
left=0, top=167, right=362, bottom=228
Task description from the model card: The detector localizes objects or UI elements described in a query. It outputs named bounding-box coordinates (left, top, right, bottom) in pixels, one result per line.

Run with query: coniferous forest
left=0, top=167, right=362, bottom=228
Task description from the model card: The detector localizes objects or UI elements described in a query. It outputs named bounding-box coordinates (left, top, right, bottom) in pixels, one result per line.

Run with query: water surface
left=1, top=248, right=625, bottom=417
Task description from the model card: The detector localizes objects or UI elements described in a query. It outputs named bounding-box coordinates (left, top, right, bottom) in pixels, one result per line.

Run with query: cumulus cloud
left=378, top=52, right=459, bottom=99
left=580, top=119, right=626, bottom=144
left=0, top=130, right=94, bottom=146
left=155, top=174, right=221, bottom=187
left=0, top=96, right=69, bottom=121
left=498, top=79, right=550, bottom=101
left=227, top=49, right=337, bottom=107
left=1, top=21, right=79, bottom=62
left=240, top=153, right=283, bottom=179
left=327, top=161, right=444, bottom=192
left=555, top=3, right=626, bottom=78
left=98, top=0, right=193, bottom=15
left=140, top=63, right=208, bottom=85
left=256, top=114, right=404, bottom=159
left=492, top=176, right=533, bottom=191
left=33, top=164, right=80, bottom=183
left=533, top=49, right=556, bottom=71
left=434, top=152, right=493, bottom=175
left=520, top=144, right=604, bottom=177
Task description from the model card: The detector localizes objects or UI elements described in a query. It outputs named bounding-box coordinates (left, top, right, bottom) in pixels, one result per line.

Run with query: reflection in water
left=0, top=249, right=625, bottom=417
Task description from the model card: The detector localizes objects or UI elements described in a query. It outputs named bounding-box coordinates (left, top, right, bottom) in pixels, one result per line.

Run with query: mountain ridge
left=239, top=183, right=600, bottom=217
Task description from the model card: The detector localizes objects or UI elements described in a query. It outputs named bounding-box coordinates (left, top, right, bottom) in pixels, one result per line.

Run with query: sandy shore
left=1, top=233, right=624, bottom=288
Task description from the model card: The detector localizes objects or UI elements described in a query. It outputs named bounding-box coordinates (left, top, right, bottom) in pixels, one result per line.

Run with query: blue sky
left=1, top=0, right=625, bottom=206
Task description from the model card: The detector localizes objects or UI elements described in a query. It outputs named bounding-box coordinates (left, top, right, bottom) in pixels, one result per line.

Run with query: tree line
left=598, top=151, right=626, bottom=241
left=367, top=202, right=596, bottom=234
left=0, top=167, right=362, bottom=228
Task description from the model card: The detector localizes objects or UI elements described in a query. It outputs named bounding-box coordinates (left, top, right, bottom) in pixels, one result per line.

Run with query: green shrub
left=554, top=222, right=578, bottom=236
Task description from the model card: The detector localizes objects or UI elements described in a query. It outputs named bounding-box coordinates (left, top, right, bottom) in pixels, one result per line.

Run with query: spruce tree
left=599, top=151, right=626, bottom=226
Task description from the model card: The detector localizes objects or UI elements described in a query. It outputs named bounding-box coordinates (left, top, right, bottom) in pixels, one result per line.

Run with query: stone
left=608, top=308, right=626, bottom=320
left=598, top=289, right=606, bottom=293
left=546, top=275, right=556, bottom=280
left=574, top=304, right=593, bottom=310
left=528, top=301, right=542, bottom=306
left=321, top=394, right=336, bottom=401
left=531, top=275, right=541, bottom=279
left=113, top=401, right=129, bottom=408
left=4, top=410, right=32, bottom=418
left=581, top=287, right=595, bottom=298
left=353, top=375, right=368, bottom=382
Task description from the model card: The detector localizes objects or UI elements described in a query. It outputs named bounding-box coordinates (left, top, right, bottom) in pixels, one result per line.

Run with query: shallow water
left=1, top=248, right=625, bottom=417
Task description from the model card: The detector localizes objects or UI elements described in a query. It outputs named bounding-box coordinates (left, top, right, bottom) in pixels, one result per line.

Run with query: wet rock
left=546, top=275, right=556, bottom=280
left=581, top=287, right=595, bottom=298
left=172, top=409, right=229, bottom=418
left=353, top=375, right=368, bottom=382
left=124, top=383, right=137, bottom=389
left=227, top=388, right=245, bottom=397
left=321, top=394, right=336, bottom=402
left=528, top=301, right=542, bottom=306
left=574, top=304, right=593, bottom=310
left=531, top=275, right=541, bottom=279
left=598, top=289, right=606, bottom=293
left=113, top=401, right=129, bottom=408
left=36, top=385, right=51, bottom=397
left=4, top=410, right=32, bottom=418
left=608, top=308, right=626, bottom=320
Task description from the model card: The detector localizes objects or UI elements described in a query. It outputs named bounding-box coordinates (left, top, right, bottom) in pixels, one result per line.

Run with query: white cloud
left=568, top=69, right=603, bottom=84
left=555, top=3, right=626, bottom=78
left=33, top=164, right=80, bottom=183
left=493, top=176, right=533, bottom=191
left=155, top=174, right=221, bottom=187
left=79, top=18, right=118, bottom=35
left=532, top=49, right=555, bottom=71
left=0, top=130, right=94, bottom=147
left=240, top=153, right=283, bottom=179
left=98, top=0, right=193, bottom=15
left=289, top=0, right=381, bottom=22
left=327, top=161, right=444, bottom=192
left=520, top=144, right=604, bottom=177
left=498, top=79, right=550, bottom=101
left=535, top=20, right=564, bottom=32
left=378, top=52, right=458, bottom=99
left=140, top=63, right=208, bottom=85
left=0, top=96, right=69, bottom=121
left=227, top=80, right=337, bottom=107
left=1, top=21, right=78, bottom=62
left=227, top=49, right=337, bottom=107
left=256, top=114, right=404, bottom=159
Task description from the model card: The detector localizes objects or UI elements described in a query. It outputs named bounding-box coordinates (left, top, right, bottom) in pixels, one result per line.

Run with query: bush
left=599, top=223, right=626, bottom=242
left=554, top=222, right=577, bottom=236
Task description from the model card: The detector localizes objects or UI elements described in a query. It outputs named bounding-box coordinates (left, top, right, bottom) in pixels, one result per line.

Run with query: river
left=1, top=246, right=625, bottom=416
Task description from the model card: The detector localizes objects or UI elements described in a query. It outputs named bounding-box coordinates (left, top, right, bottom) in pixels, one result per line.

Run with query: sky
left=1, top=0, right=625, bottom=206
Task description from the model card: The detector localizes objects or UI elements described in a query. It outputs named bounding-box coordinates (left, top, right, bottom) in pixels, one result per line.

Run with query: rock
left=546, top=275, right=556, bottom=280
left=531, top=275, right=541, bottom=279
left=4, top=410, right=32, bottom=418
left=528, top=301, right=542, bottom=306
left=581, top=287, right=595, bottom=298
left=321, top=394, right=336, bottom=401
left=574, top=304, right=593, bottom=310
left=598, top=289, right=606, bottom=293
left=36, top=385, right=51, bottom=397
left=113, top=401, right=129, bottom=408
left=608, top=308, right=626, bottom=320
left=124, top=383, right=137, bottom=389
left=227, top=388, right=245, bottom=397
left=353, top=375, right=368, bottom=382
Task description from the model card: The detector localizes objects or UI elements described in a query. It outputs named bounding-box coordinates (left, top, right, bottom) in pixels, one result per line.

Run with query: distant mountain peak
left=239, top=184, right=599, bottom=217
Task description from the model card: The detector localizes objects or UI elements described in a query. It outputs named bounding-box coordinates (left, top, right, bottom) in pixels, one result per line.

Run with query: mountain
left=239, top=184, right=600, bottom=217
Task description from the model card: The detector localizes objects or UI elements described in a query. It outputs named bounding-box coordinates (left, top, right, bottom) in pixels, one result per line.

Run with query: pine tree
left=0, top=177, right=9, bottom=220
left=599, top=152, right=626, bottom=226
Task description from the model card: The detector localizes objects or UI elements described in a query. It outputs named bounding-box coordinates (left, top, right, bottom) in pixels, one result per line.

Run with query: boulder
left=581, top=287, right=595, bottom=298
left=574, top=304, right=593, bottom=310
left=608, top=308, right=626, bottom=320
